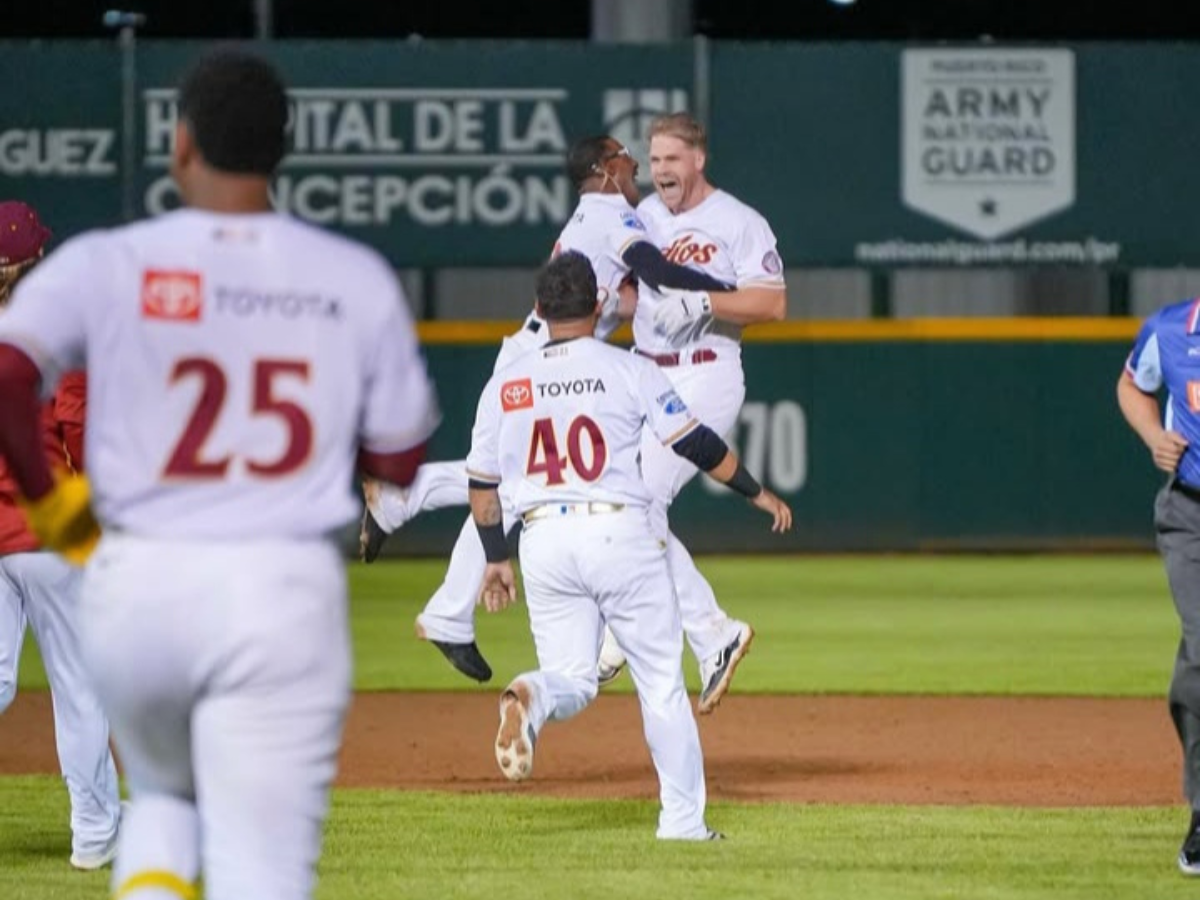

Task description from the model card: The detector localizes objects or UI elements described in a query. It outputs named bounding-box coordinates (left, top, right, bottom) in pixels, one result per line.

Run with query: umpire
left=1119, top=299, right=1200, bottom=875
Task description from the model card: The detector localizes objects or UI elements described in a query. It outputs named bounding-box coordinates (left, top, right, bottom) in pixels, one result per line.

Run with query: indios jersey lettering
left=662, top=233, right=718, bottom=266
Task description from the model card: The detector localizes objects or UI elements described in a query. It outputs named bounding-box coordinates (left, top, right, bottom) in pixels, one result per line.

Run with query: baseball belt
left=522, top=501, right=625, bottom=524
left=634, top=348, right=718, bottom=367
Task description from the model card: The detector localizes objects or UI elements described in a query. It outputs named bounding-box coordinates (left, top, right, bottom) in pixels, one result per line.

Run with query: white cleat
left=70, top=801, right=128, bottom=871
left=495, top=682, right=537, bottom=782
left=597, top=659, right=626, bottom=687
left=698, top=622, right=754, bottom=715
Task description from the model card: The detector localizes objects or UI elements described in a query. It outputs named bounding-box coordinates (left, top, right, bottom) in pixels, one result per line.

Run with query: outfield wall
left=383, top=319, right=1161, bottom=555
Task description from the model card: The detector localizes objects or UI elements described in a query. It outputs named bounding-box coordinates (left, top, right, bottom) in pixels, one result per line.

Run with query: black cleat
left=359, top=507, right=389, bottom=563
left=1180, top=822, right=1200, bottom=875
left=430, top=639, right=493, bottom=683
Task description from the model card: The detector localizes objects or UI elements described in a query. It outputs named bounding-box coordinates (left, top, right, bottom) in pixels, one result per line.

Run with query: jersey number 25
left=164, top=357, right=313, bottom=479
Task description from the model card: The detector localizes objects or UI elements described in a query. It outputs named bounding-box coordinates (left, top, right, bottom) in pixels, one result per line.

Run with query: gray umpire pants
left=1155, top=476, right=1200, bottom=809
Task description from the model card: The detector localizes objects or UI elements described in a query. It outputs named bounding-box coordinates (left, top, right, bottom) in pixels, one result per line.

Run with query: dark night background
left=2, top=0, right=1193, bottom=41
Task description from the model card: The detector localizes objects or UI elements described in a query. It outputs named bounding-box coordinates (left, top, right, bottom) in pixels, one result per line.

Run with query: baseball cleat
left=70, top=840, right=118, bottom=871
left=495, top=682, right=537, bottom=782
left=359, top=506, right=389, bottom=563
left=597, top=659, right=625, bottom=687
left=70, top=801, right=128, bottom=870
left=1180, top=824, right=1200, bottom=875
left=596, top=627, right=627, bottom=687
left=697, top=622, right=754, bottom=715
left=415, top=622, right=493, bottom=682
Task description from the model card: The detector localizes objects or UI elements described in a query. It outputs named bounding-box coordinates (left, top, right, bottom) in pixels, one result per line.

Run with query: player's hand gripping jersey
left=633, top=190, right=784, bottom=351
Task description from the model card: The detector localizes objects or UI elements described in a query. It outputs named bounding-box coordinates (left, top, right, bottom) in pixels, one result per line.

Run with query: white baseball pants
left=638, top=352, right=747, bottom=661
left=0, top=551, right=122, bottom=861
left=79, top=534, right=352, bottom=900
left=514, top=507, right=709, bottom=839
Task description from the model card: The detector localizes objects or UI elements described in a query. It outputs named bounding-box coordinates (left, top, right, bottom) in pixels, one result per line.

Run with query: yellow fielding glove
left=19, top=474, right=102, bottom=566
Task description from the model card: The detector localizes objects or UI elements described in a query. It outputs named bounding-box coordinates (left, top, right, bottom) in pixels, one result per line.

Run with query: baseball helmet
left=0, top=201, right=52, bottom=266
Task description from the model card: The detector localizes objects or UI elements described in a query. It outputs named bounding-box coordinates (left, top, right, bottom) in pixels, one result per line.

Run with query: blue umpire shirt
left=1127, top=297, right=1200, bottom=490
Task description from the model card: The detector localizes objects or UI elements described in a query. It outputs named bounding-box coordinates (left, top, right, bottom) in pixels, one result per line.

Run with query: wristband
left=725, top=462, right=763, bottom=499
left=476, top=520, right=510, bottom=563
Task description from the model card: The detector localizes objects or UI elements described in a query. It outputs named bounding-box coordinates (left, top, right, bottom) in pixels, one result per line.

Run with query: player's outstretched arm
left=671, top=423, right=793, bottom=533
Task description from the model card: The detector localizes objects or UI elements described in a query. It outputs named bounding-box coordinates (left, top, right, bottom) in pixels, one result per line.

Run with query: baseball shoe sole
left=495, top=682, right=536, bottom=782
left=359, top=506, right=389, bottom=563
left=416, top=622, right=492, bottom=682
left=697, top=624, right=754, bottom=715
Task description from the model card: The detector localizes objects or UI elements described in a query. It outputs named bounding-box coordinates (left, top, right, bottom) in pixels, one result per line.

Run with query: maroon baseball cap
left=0, top=201, right=52, bottom=266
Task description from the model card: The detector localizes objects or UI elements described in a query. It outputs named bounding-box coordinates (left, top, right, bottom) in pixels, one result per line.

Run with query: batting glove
left=653, top=289, right=712, bottom=335
left=19, top=473, right=102, bottom=566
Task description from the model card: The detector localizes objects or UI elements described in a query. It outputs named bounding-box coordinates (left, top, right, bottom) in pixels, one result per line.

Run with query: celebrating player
left=468, top=251, right=791, bottom=838
left=596, top=112, right=789, bottom=713
left=361, top=133, right=745, bottom=685
left=0, top=200, right=124, bottom=870
left=0, top=48, right=438, bottom=900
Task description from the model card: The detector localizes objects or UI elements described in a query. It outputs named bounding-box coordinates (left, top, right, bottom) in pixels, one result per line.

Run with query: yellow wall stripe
left=114, top=870, right=197, bottom=900
left=416, top=317, right=1141, bottom=345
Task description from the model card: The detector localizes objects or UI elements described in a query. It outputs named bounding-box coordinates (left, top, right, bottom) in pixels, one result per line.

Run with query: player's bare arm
left=469, top=483, right=518, bottom=611
left=671, top=423, right=793, bottom=533
left=706, top=285, right=787, bottom=325
left=1118, top=370, right=1188, bottom=473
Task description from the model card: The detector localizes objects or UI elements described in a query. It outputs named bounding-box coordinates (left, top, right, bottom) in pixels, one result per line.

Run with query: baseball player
left=1119, top=301, right=1200, bottom=874
left=468, top=251, right=791, bottom=839
left=0, top=49, right=438, bottom=900
left=362, top=134, right=740, bottom=684
left=0, top=201, right=123, bottom=870
left=596, top=112, right=789, bottom=713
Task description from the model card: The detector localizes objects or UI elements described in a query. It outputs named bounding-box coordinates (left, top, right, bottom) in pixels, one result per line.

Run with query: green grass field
left=1, top=554, right=1191, bottom=899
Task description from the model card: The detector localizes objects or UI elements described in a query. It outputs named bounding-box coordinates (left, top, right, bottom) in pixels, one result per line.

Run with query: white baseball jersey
left=466, top=336, right=698, bottom=514
left=506, top=192, right=652, bottom=353
left=634, top=189, right=785, bottom=353
left=0, top=208, right=438, bottom=539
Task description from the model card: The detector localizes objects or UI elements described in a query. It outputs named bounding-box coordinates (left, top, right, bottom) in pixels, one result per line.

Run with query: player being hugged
left=466, top=251, right=790, bottom=840
left=361, top=133, right=749, bottom=690
left=596, top=112, right=789, bottom=713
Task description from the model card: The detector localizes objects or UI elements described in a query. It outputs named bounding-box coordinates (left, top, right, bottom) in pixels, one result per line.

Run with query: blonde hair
left=648, top=113, right=707, bottom=152
left=0, top=257, right=38, bottom=306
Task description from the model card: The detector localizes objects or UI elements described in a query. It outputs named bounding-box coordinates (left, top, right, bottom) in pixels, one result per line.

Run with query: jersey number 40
left=526, top=415, right=607, bottom=485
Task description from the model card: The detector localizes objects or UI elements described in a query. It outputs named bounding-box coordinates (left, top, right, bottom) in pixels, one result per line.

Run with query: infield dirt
left=0, top=692, right=1179, bottom=805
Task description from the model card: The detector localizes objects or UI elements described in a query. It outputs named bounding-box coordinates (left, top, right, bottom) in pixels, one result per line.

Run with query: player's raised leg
left=665, top=533, right=754, bottom=714
left=493, top=519, right=605, bottom=783
left=360, top=461, right=470, bottom=562
left=414, top=512, right=496, bottom=683
left=599, top=377, right=752, bottom=709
